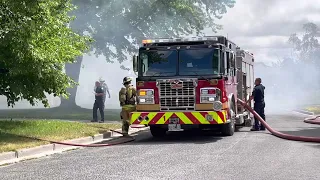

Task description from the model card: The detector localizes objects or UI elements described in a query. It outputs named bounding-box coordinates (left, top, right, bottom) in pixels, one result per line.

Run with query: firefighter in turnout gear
left=119, top=76, right=137, bottom=136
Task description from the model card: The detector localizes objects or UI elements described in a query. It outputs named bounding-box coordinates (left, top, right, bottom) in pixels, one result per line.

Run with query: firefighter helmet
left=123, top=76, right=132, bottom=84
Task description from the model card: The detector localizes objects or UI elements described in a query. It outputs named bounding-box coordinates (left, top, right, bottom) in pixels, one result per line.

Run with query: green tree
left=0, top=0, right=92, bottom=107
left=288, top=22, right=320, bottom=64
left=287, top=22, right=320, bottom=91
left=59, top=0, right=236, bottom=108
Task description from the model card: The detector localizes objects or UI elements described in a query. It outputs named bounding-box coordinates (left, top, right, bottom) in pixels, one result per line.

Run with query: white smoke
left=255, top=59, right=320, bottom=114
left=0, top=51, right=136, bottom=109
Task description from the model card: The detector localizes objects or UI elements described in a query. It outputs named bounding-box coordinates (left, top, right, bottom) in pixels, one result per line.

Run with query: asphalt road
left=1, top=112, right=320, bottom=180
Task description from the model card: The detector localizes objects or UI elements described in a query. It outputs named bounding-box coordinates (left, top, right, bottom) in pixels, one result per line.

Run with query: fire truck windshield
left=179, top=49, right=219, bottom=75
left=139, top=50, right=177, bottom=76
left=139, top=48, right=220, bottom=77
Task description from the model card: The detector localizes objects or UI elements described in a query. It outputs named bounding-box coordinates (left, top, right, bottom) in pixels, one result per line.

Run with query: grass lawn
left=0, top=120, right=121, bottom=153
left=304, top=106, right=320, bottom=114
left=0, top=106, right=121, bottom=120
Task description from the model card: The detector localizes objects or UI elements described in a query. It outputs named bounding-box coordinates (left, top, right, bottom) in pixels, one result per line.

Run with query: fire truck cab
left=131, top=36, right=254, bottom=137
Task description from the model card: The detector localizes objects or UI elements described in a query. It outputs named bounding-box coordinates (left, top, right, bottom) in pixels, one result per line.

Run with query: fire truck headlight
left=200, top=88, right=219, bottom=103
left=139, top=91, right=146, bottom=96
left=213, top=101, right=223, bottom=111
left=201, top=89, right=208, bottom=95
left=201, top=97, right=217, bottom=103
left=138, top=89, right=154, bottom=96
left=146, top=90, right=153, bottom=96
left=139, top=89, right=154, bottom=96
left=208, top=97, right=215, bottom=102
left=138, top=97, right=154, bottom=104
left=201, top=88, right=216, bottom=95
left=138, top=89, right=154, bottom=104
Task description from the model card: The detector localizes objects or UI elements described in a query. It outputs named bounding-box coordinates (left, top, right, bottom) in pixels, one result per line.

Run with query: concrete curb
left=293, top=109, right=314, bottom=116
left=0, top=152, right=16, bottom=162
left=0, top=127, right=148, bottom=166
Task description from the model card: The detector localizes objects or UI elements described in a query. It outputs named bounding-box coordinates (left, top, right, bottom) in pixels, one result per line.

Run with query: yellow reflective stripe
left=130, top=113, right=141, bottom=124
left=175, top=112, right=193, bottom=124
left=130, top=111, right=228, bottom=125
left=145, top=112, right=158, bottom=124
left=192, top=112, right=210, bottom=124
left=156, top=112, right=173, bottom=124
left=218, top=112, right=224, bottom=123
left=206, top=112, right=222, bottom=123
left=123, top=104, right=135, bottom=107
left=222, top=111, right=227, bottom=122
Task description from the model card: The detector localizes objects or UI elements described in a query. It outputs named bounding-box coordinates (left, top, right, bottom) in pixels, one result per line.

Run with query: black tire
left=234, top=126, right=241, bottom=132
left=221, top=121, right=235, bottom=136
left=150, top=126, right=167, bottom=137
left=221, top=101, right=236, bottom=136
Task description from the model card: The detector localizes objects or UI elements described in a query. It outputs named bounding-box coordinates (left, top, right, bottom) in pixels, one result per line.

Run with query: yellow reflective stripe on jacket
left=122, top=105, right=136, bottom=111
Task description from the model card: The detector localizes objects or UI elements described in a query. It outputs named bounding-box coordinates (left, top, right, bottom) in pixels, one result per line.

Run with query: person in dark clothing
left=247, top=78, right=266, bottom=131
left=92, top=81, right=105, bottom=123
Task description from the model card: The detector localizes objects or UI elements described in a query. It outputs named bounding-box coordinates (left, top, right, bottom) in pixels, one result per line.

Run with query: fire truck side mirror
left=133, top=55, right=138, bottom=72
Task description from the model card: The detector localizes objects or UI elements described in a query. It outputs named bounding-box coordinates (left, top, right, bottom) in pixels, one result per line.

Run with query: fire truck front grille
left=157, top=79, right=196, bottom=111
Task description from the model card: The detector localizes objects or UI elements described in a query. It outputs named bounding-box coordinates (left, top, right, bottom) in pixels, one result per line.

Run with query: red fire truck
left=130, top=36, right=254, bottom=137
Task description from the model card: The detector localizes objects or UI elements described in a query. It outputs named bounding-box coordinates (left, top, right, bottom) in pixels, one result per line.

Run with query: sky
left=2, top=0, right=320, bottom=109
left=204, top=0, right=320, bottom=65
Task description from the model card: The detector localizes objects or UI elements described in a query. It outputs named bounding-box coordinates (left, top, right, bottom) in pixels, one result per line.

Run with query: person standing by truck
left=119, top=77, right=137, bottom=136
left=247, top=78, right=266, bottom=131
left=97, top=77, right=111, bottom=104
left=92, top=81, right=105, bottom=123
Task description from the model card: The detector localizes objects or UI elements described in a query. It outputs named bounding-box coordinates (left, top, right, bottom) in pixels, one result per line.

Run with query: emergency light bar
left=142, top=36, right=219, bottom=44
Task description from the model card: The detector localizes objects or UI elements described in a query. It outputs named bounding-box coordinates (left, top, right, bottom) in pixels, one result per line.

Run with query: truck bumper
left=129, top=111, right=228, bottom=125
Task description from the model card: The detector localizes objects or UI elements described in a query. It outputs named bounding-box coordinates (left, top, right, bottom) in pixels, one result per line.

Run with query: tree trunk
left=59, top=56, right=83, bottom=108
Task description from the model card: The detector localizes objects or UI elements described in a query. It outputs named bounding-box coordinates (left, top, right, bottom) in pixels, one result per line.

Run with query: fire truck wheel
left=221, top=119, right=235, bottom=136
left=150, top=126, right=167, bottom=137
left=221, top=105, right=235, bottom=136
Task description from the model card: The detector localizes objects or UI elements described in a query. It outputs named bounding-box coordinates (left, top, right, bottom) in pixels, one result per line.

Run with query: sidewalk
left=0, top=127, right=149, bottom=166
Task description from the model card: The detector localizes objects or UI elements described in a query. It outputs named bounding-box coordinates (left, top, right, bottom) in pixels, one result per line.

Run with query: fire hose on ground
left=237, top=99, right=320, bottom=143
left=9, top=102, right=320, bottom=147
left=11, top=125, right=147, bottom=147
left=304, top=115, right=320, bottom=125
